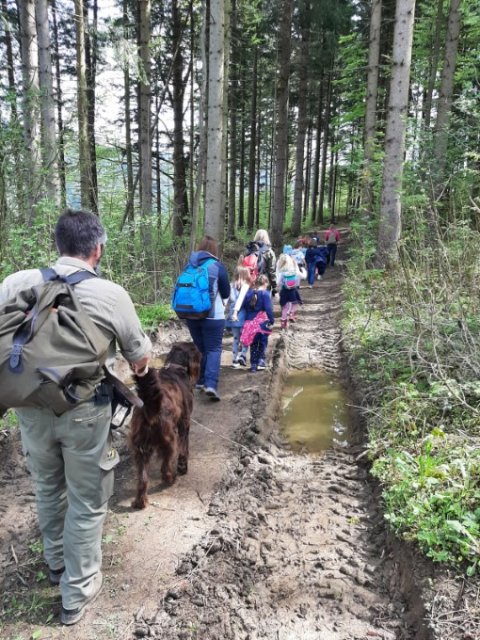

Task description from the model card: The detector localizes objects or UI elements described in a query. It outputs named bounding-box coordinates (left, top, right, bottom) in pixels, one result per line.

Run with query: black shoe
left=204, top=387, right=221, bottom=401
left=237, top=355, right=247, bottom=367
left=61, top=573, right=103, bottom=625
left=49, top=566, right=65, bottom=585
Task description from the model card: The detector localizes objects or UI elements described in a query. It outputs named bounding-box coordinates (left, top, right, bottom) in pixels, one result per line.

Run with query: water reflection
left=280, top=370, right=350, bottom=453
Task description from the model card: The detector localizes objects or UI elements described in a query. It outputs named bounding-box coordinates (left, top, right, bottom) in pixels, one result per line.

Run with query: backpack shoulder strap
left=40, top=267, right=58, bottom=282
left=40, top=267, right=98, bottom=287
left=65, top=270, right=98, bottom=286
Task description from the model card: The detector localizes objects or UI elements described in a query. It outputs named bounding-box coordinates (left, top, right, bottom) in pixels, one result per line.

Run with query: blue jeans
left=187, top=318, right=225, bottom=390
left=231, top=327, right=247, bottom=360
left=307, top=262, right=316, bottom=285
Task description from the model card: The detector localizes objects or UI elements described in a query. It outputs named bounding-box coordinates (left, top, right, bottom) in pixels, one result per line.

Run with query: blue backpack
left=172, top=258, right=215, bottom=319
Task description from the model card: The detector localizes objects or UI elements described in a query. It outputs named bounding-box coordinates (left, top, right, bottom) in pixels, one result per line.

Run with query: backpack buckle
left=9, top=343, right=24, bottom=373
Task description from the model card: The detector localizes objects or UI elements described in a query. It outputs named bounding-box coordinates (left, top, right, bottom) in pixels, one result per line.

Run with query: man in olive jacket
left=0, top=209, right=151, bottom=625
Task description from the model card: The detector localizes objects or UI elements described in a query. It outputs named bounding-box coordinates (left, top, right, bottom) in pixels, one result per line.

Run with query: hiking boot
left=61, top=572, right=103, bottom=626
left=257, top=360, right=267, bottom=370
left=237, top=354, right=247, bottom=367
left=49, top=566, right=64, bottom=586
left=204, top=387, right=221, bottom=401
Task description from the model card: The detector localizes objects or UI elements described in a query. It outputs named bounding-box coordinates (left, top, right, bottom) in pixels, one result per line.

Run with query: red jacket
left=325, top=228, right=340, bottom=244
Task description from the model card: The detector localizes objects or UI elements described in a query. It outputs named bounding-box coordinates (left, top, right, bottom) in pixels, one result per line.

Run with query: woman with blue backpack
left=173, top=236, right=230, bottom=402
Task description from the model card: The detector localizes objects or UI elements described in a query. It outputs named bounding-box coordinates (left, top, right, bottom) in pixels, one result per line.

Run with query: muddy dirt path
left=0, top=235, right=475, bottom=640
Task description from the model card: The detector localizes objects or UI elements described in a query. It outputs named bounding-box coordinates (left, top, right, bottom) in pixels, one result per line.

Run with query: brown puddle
left=280, top=370, right=351, bottom=453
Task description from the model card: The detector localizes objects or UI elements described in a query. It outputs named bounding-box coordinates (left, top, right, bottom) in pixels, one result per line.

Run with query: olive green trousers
left=17, top=400, right=118, bottom=610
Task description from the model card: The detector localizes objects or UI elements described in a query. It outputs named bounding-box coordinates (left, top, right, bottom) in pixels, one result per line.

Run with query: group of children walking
left=224, top=227, right=339, bottom=372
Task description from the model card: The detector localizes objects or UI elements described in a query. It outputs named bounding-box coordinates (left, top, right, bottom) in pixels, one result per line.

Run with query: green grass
left=136, top=303, right=175, bottom=332
left=343, top=222, right=480, bottom=575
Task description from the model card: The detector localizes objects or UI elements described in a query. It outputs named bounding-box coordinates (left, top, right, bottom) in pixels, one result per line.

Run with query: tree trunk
left=190, top=0, right=207, bottom=251
left=376, top=0, right=416, bottom=267
left=138, top=0, right=153, bottom=248
left=2, top=0, right=24, bottom=212
left=423, top=0, right=444, bottom=132
left=227, top=0, right=238, bottom=239
left=303, top=121, right=312, bottom=222
left=51, top=0, right=66, bottom=208
left=292, top=12, right=309, bottom=237
left=317, top=71, right=332, bottom=226
left=238, top=60, right=246, bottom=228
left=18, top=0, right=41, bottom=222
left=155, top=93, right=162, bottom=224
left=271, top=0, right=293, bottom=248
left=123, top=0, right=134, bottom=221
left=189, top=0, right=195, bottom=240
left=221, top=0, right=231, bottom=249
left=35, top=0, right=59, bottom=205
left=172, top=0, right=188, bottom=237
left=204, top=0, right=225, bottom=243
left=74, top=0, right=95, bottom=211
left=2, top=0, right=18, bottom=122
left=84, top=0, right=98, bottom=212
left=310, top=75, right=323, bottom=222
left=361, top=0, right=382, bottom=216
left=432, top=0, right=461, bottom=198
left=255, top=111, right=262, bottom=227
left=247, top=46, right=258, bottom=232
left=0, top=103, right=7, bottom=225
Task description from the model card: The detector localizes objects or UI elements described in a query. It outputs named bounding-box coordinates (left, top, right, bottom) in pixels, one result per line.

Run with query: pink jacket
left=325, top=228, right=340, bottom=244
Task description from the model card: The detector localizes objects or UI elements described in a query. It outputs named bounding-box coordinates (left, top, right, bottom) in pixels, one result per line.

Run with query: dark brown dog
left=128, top=341, right=201, bottom=509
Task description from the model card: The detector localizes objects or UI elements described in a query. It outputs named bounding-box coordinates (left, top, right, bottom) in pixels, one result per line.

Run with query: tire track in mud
left=135, top=243, right=429, bottom=640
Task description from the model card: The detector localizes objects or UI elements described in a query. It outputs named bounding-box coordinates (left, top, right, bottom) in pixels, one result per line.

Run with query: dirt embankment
left=0, top=234, right=477, bottom=640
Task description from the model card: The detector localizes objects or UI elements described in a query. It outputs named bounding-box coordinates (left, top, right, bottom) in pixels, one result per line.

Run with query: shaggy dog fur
left=128, top=341, right=201, bottom=509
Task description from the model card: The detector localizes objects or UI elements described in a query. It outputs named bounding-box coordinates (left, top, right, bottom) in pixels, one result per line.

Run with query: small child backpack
left=242, top=253, right=259, bottom=284
left=242, top=242, right=268, bottom=284
left=282, top=272, right=298, bottom=290
left=172, top=258, right=215, bottom=319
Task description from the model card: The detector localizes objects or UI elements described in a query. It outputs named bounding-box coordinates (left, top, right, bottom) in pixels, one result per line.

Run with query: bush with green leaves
left=343, top=220, right=480, bottom=575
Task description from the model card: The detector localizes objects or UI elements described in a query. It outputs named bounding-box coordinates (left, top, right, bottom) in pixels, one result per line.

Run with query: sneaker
left=257, top=361, right=267, bottom=370
left=308, top=285, right=313, bottom=289
left=61, top=572, right=103, bottom=626
left=237, top=355, right=247, bottom=367
left=195, top=383, right=205, bottom=390
left=231, top=360, right=241, bottom=369
left=204, top=387, right=221, bottom=401
left=49, top=566, right=64, bottom=586
left=317, top=275, right=322, bottom=281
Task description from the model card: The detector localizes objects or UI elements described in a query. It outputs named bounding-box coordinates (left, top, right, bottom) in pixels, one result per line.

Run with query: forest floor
left=0, top=234, right=478, bottom=640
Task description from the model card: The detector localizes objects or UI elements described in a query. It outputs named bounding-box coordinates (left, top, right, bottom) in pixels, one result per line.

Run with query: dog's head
left=164, top=341, right=201, bottom=385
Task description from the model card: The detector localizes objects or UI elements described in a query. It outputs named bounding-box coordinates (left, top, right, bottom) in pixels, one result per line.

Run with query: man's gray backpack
left=0, top=268, right=111, bottom=417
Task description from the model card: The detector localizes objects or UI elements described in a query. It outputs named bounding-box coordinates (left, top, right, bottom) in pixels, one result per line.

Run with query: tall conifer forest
left=1, top=0, right=480, bottom=591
